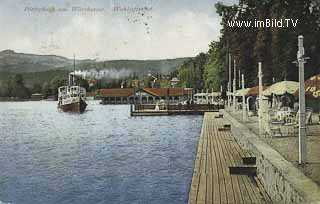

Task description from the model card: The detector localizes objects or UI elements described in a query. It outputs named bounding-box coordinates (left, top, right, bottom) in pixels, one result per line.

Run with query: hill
left=0, top=50, right=191, bottom=76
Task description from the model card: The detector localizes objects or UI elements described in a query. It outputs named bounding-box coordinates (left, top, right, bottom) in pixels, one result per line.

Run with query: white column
left=233, top=59, right=237, bottom=112
left=212, top=88, right=214, bottom=104
left=239, top=69, right=241, bottom=89
left=206, top=89, right=209, bottom=103
left=228, top=53, right=232, bottom=109
left=242, top=74, right=246, bottom=121
left=258, top=62, right=263, bottom=137
left=298, top=35, right=307, bottom=164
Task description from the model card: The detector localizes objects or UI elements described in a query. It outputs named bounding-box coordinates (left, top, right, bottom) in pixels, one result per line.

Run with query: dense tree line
left=177, top=53, right=208, bottom=90
left=0, top=74, right=67, bottom=99
left=176, top=0, right=320, bottom=90
left=0, top=74, right=92, bottom=100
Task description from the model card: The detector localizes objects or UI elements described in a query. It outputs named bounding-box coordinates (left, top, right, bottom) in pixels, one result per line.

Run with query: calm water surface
left=0, top=101, right=202, bottom=204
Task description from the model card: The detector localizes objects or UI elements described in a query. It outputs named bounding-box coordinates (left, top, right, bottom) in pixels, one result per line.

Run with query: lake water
left=0, top=101, right=202, bottom=204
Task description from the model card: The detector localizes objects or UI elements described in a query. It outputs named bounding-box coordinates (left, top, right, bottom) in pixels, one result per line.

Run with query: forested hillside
left=176, top=0, right=320, bottom=90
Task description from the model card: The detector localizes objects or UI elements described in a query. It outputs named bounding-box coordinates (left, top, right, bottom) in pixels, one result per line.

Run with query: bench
left=241, top=150, right=256, bottom=165
left=218, top=124, right=231, bottom=131
left=229, top=164, right=257, bottom=176
left=229, top=150, right=257, bottom=176
left=214, top=113, right=224, bottom=118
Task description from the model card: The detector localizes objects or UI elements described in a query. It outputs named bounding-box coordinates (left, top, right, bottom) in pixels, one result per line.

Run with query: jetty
left=130, top=104, right=223, bottom=116
left=188, top=112, right=273, bottom=204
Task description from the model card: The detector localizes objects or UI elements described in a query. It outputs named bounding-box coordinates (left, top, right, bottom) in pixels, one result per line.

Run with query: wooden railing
left=134, top=104, right=224, bottom=111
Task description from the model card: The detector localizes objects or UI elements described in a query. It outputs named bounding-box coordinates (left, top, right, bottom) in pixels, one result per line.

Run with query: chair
left=286, top=108, right=313, bottom=136
left=265, top=110, right=284, bottom=138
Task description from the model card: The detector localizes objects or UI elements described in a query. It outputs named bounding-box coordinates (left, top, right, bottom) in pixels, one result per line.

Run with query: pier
left=130, top=104, right=224, bottom=116
left=188, top=112, right=273, bottom=204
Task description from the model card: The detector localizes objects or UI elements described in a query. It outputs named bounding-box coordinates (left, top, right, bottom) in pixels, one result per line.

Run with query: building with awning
left=99, top=88, right=192, bottom=104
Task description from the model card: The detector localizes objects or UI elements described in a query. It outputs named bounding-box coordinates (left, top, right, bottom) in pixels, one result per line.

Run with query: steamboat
left=57, top=56, right=87, bottom=113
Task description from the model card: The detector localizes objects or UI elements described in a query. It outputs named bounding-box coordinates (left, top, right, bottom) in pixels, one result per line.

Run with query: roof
left=86, top=92, right=97, bottom=97
left=143, top=88, right=189, bottom=97
left=99, top=88, right=134, bottom=97
left=99, top=88, right=192, bottom=97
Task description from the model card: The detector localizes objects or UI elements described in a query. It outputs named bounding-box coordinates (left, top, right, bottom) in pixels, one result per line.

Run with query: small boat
left=57, top=54, right=87, bottom=113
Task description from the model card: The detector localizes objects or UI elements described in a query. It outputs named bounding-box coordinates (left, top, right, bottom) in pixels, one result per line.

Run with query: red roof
left=99, top=88, right=192, bottom=97
left=100, top=88, right=134, bottom=97
left=86, top=92, right=97, bottom=97
left=143, top=88, right=190, bottom=97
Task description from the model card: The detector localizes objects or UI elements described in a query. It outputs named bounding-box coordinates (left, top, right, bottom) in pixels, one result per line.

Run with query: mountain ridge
left=0, top=50, right=191, bottom=75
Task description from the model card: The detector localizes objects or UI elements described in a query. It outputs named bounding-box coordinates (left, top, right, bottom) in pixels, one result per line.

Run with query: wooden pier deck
left=188, top=112, right=273, bottom=204
left=130, top=109, right=219, bottom=116
left=130, top=104, right=222, bottom=116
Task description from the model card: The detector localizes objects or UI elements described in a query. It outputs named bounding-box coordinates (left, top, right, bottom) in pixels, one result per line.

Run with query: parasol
left=246, top=86, right=267, bottom=96
left=298, top=73, right=320, bottom=99
left=263, top=81, right=299, bottom=96
left=235, top=88, right=250, bottom=97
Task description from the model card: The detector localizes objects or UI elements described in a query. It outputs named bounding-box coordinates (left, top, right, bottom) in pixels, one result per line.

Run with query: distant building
left=87, top=79, right=98, bottom=88
left=170, top=77, right=180, bottom=88
left=99, top=88, right=192, bottom=104
left=30, top=93, right=44, bottom=101
left=86, top=92, right=98, bottom=100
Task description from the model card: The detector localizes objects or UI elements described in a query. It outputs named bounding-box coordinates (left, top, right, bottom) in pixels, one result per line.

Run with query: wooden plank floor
left=188, top=112, right=273, bottom=204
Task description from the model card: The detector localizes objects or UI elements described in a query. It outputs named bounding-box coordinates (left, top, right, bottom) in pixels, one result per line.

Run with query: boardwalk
left=188, top=112, right=273, bottom=204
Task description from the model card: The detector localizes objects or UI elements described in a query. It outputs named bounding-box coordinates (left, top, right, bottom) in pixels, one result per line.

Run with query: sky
left=0, top=0, right=237, bottom=60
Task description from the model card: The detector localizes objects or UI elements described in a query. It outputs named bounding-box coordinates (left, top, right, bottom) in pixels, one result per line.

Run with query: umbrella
left=235, top=88, right=250, bottom=97
left=194, top=92, right=221, bottom=97
left=263, top=81, right=299, bottom=96
left=295, top=73, right=320, bottom=99
left=246, top=86, right=267, bottom=96
left=227, top=91, right=233, bottom=96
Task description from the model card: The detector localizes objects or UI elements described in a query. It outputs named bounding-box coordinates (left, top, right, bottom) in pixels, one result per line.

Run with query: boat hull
left=58, top=98, right=87, bottom=113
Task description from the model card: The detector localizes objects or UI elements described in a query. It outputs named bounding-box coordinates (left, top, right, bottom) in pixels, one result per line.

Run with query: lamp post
left=242, top=74, right=246, bottom=121
left=258, top=62, right=263, bottom=137
left=297, top=35, right=307, bottom=164
left=239, top=69, right=241, bottom=89
left=228, top=53, right=232, bottom=109
left=233, top=60, right=237, bottom=113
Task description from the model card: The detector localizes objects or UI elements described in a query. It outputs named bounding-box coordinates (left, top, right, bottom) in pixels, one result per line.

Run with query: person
left=268, top=94, right=273, bottom=108
left=280, top=95, right=290, bottom=107
left=155, top=102, right=160, bottom=111
left=293, top=101, right=299, bottom=112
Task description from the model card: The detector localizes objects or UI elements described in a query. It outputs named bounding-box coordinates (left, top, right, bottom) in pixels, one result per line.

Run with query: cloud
left=0, top=0, right=222, bottom=60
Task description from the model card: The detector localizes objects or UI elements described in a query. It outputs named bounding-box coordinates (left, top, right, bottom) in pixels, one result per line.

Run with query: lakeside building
left=99, top=88, right=193, bottom=105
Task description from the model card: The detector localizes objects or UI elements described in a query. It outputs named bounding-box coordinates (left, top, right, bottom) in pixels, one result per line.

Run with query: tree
left=10, top=74, right=30, bottom=99
left=32, top=83, right=42, bottom=93
left=50, top=76, right=67, bottom=99
left=42, top=82, right=52, bottom=98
